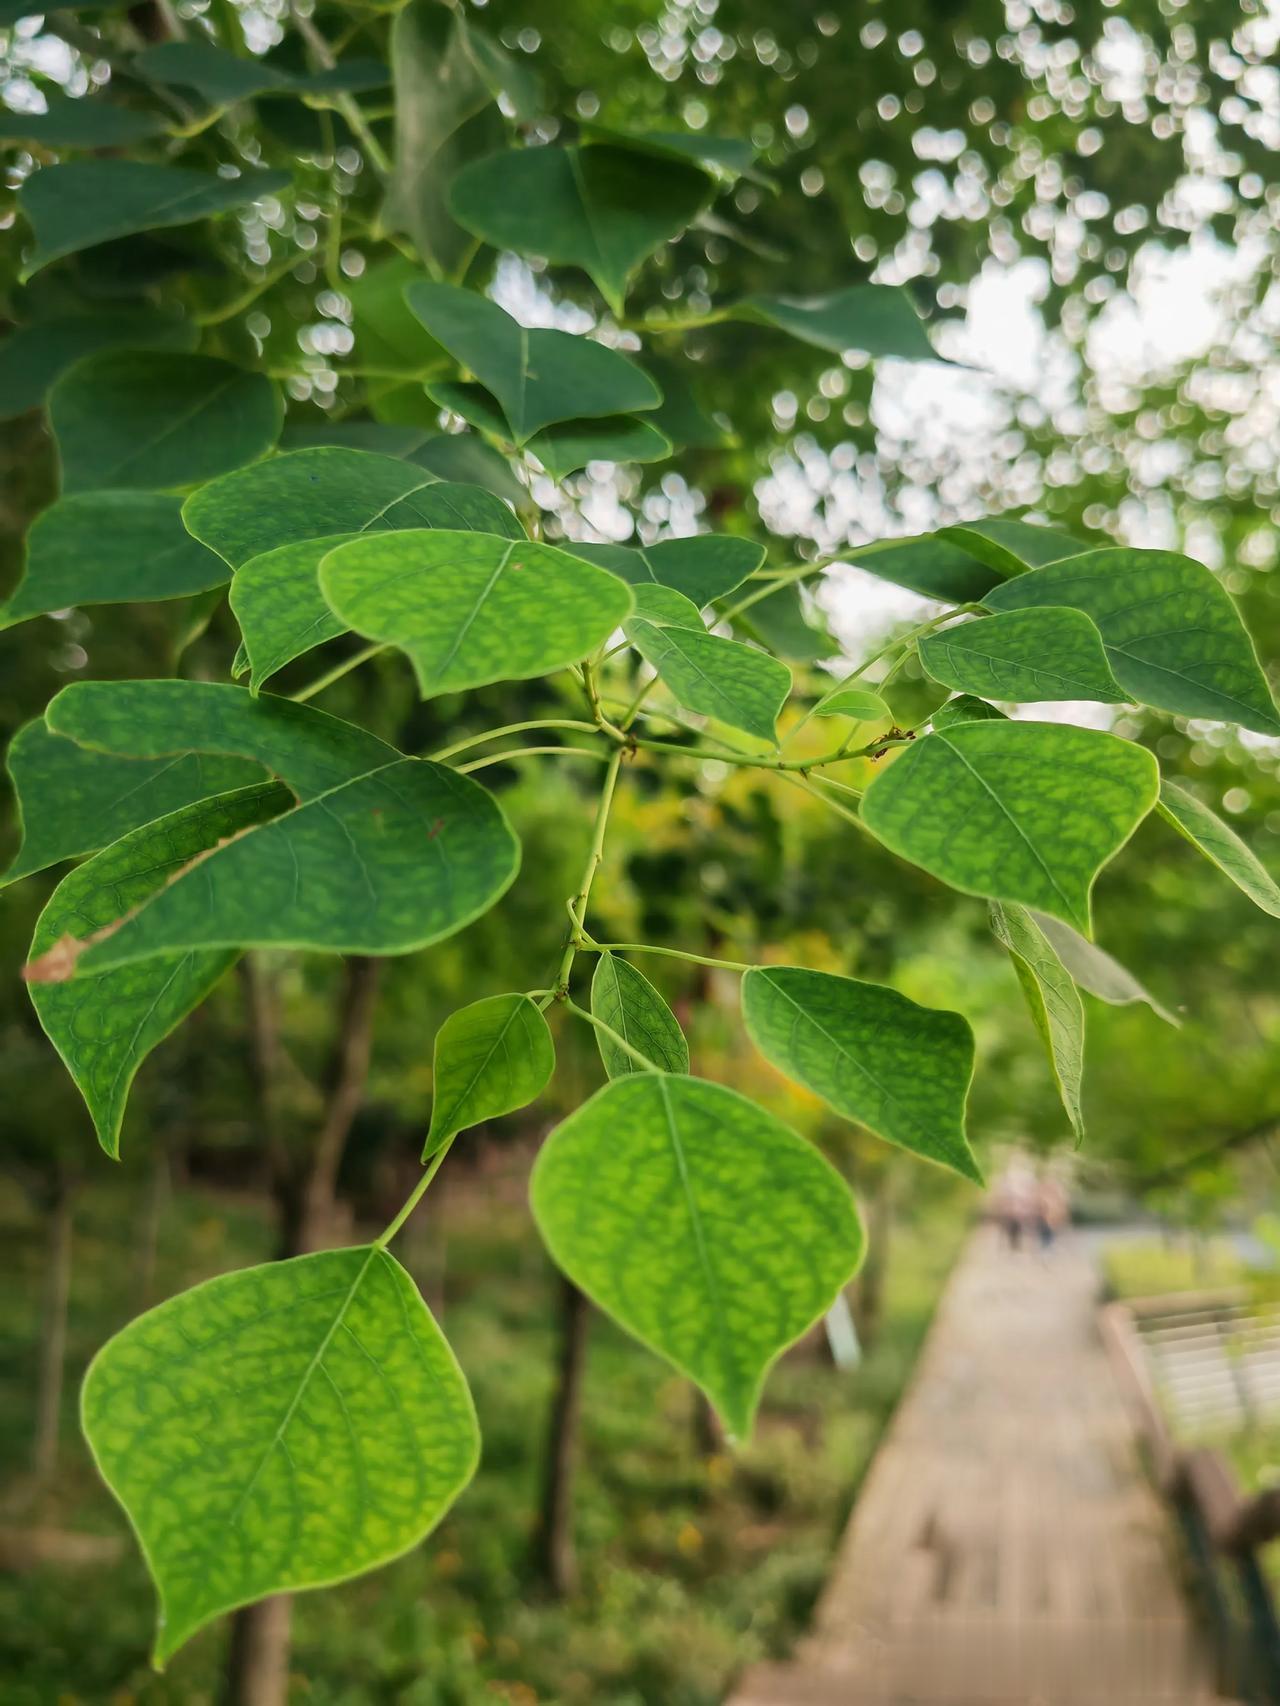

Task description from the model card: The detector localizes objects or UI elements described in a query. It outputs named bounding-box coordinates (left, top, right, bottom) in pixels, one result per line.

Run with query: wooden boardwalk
left=729, top=1229, right=1231, bottom=1705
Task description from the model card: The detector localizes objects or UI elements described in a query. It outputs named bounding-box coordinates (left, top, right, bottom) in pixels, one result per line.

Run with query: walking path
left=729, top=1227, right=1230, bottom=1705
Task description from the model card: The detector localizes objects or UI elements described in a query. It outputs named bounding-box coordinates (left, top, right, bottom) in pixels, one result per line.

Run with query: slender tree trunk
left=224, top=956, right=381, bottom=1706
left=33, top=1173, right=74, bottom=1484
left=533, top=1276, right=590, bottom=1596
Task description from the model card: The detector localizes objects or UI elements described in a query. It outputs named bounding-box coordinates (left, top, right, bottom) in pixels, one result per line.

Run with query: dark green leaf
left=735, top=286, right=937, bottom=360
left=426, top=382, right=670, bottom=477
left=51, top=353, right=281, bottom=493
left=82, top=1246, right=478, bottom=1663
left=0, top=97, right=166, bottom=148
left=586, top=126, right=760, bottom=181
left=590, top=953, right=689, bottom=1077
left=847, top=534, right=1003, bottom=603
left=860, top=720, right=1158, bottom=933
left=424, top=993, right=554, bottom=1156
left=918, top=607, right=1126, bottom=703
left=135, top=42, right=387, bottom=102
left=1, top=492, right=226, bottom=629
left=0, top=312, right=196, bottom=424
left=626, top=606, right=791, bottom=743
left=983, top=548, right=1280, bottom=735
left=530, top=1073, right=863, bottom=1440
left=1157, top=780, right=1280, bottom=919
left=988, top=902, right=1085, bottom=1139
left=347, top=256, right=448, bottom=377
left=19, top=162, right=290, bottom=275
left=30, top=784, right=290, bottom=1156
left=739, top=582, right=833, bottom=662
left=449, top=145, right=713, bottom=313
left=930, top=696, right=1008, bottom=730
left=566, top=534, right=763, bottom=605
left=320, top=530, right=632, bottom=698
left=406, top=283, right=661, bottom=444
left=939, top=518, right=1085, bottom=574
left=741, top=966, right=979, bottom=1181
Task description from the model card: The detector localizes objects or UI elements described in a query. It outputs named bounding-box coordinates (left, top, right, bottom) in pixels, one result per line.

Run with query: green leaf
left=629, top=585, right=705, bottom=628
left=409, top=435, right=524, bottom=504
left=737, top=582, right=833, bottom=663
left=939, top=518, right=1085, bottom=574
left=529, top=1073, right=863, bottom=1440
left=45, top=679, right=397, bottom=799
left=642, top=355, right=728, bottom=451
left=983, top=548, right=1280, bottom=735
left=26, top=754, right=520, bottom=980
left=231, top=480, right=523, bottom=689
left=406, top=283, right=661, bottom=444
left=427, top=382, right=671, bottom=478
left=566, top=535, right=763, bottom=606
left=319, top=530, right=633, bottom=699
left=82, top=1245, right=478, bottom=1664
left=449, top=145, right=713, bottom=314
left=385, top=0, right=508, bottom=273
left=424, top=994, right=554, bottom=1157
left=1, top=718, right=263, bottom=887
left=918, top=607, right=1127, bottom=703
left=134, top=42, right=387, bottom=102
left=1157, top=780, right=1280, bottom=919
left=0, top=98, right=166, bottom=148
left=626, top=606, right=791, bottom=743
left=734, top=286, right=937, bottom=361
left=860, top=720, right=1158, bottom=933
left=347, top=256, right=448, bottom=378
left=585, top=126, right=761, bottom=182
left=590, top=953, right=689, bottom=1078
left=50, top=353, right=281, bottom=494
left=19, top=162, right=290, bottom=276
left=0, top=492, right=227, bottom=629
left=814, top=686, right=890, bottom=721
left=30, top=783, right=290, bottom=1156
left=0, top=312, right=196, bottom=421
left=1029, top=911, right=1178, bottom=1025
left=988, top=902, right=1085, bottom=1140
left=848, top=535, right=1003, bottom=603
left=741, top=966, right=979, bottom=1181
left=930, top=696, right=1008, bottom=730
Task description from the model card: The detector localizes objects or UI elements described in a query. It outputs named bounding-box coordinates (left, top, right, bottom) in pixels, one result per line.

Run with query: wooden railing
left=1101, top=1297, right=1280, bottom=1703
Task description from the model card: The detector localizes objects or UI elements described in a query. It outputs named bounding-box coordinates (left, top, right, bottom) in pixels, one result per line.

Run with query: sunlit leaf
left=741, top=966, right=979, bottom=1180
left=50, top=352, right=281, bottom=493
left=406, top=283, right=661, bottom=443
left=530, top=1073, right=863, bottom=1440
left=82, top=1246, right=478, bottom=1663
left=0, top=492, right=226, bottom=629
left=30, top=784, right=290, bottom=1156
left=860, top=720, right=1158, bottom=933
left=320, top=530, right=632, bottom=698
left=930, top=695, right=1008, bottom=730
left=449, top=145, right=713, bottom=313
left=424, top=994, right=554, bottom=1157
left=1157, top=779, right=1280, bottom=920
left=984, top=548, right=1280, bottom=735
left=918, top=607, right=1126, bottom=703
left=813, top=685, right=890, bottom=721
left=988, top=902, right=1085, bottom=1140
left=0, top=312, right=195, bottom=421
left=590, top=953, right=689, bottom=1077
left=626, top=602, right=791, bottom=743
left=19, top=162, right=290, bottom=275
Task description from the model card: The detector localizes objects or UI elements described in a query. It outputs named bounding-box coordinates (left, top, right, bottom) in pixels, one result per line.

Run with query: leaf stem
left=289, top=642, right=387, bottom=703
left=456, top=745, right=611, bottom=773
left=195, top=248, right=304, bottom=327
left=427, top=719, right=600, bottom=762
left=584, top=942, right=753, bottom=974
left=553, top=748, right=624, bottom=998
left=563, top=998, right=662, bottom=1073
left=375, top=1132, right=456, bottom=1249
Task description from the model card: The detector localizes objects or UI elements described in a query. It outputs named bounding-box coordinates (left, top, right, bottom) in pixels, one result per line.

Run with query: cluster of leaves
left=3, top=0, right=1280, bottom=1673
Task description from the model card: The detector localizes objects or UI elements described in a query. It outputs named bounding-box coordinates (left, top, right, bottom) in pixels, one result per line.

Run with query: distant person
left=1036, top=1170, right=1071, bottom=1254
left=994, top=1159, right=1036, bottom=1251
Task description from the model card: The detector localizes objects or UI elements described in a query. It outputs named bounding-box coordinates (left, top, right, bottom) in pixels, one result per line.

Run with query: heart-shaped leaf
left=230, top=479, right=523, bottom=689
left=860, top=720, right=1158, bottom=933
left=0, top=311, right=196, bottom=422
left=0, top=492, right=226, bottom=629
left=427, top=382, right=670, bottom=478
left=1157, top=780, right=1280, bottom=919
left=320, top=530, right=632, bottom=698
left=566, top=534, right=763, bottom=605
left=1, top=717, right=263, bottom=887
left=50, top=353, right=281, bottom=494
left=82, top=1246, right=478, bottom=1663
left=590, top=953, right=689, bottom=1078
left=406, top=283, right=660, bottom=443
left=918, top=607, right=1127, bottom=703
left=424, top=993, right=555, bottom=1157
left=988, top=902, right=1085, bottom=1139
left=19, top=162, right=290, bottom=275
left=983, top=548, right=1280, bottom=735
left=734, top=285, right=937, bottom=361
left=530, top=1073, right=863, bottom=1440
left=29, top=783, right=290, bottom=1155
left=626, top=604, right=791, bottom=743
left=449, top=145, right=713, bottom=313
left=741, top=966, right=979, bottom=1180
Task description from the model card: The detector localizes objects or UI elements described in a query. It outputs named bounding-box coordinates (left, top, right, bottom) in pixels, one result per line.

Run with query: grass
left=0, top=1157, right=969, bottom=1705
left=1100, top=1236, right=1252, bottom=1302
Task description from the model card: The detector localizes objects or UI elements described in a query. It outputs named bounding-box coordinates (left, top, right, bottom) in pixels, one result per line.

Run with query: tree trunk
left=533, top=1276, right=590, bottom=1596
left=224, top=956, right=381, bottom=1705
left=33, top=1173, right=74, bottom=1484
